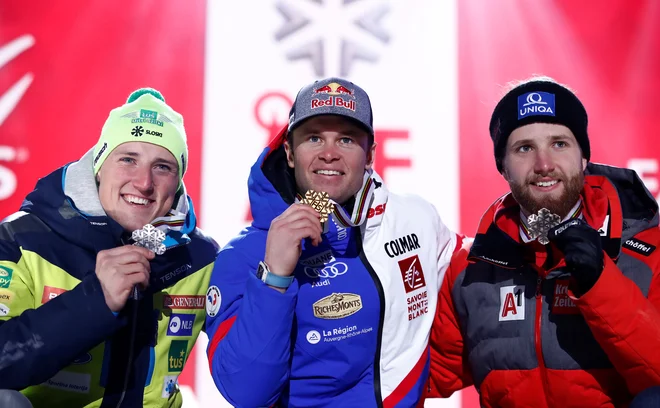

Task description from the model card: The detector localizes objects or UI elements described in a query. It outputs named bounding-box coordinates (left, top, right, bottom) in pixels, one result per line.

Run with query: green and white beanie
left=92, top=88, right=188, bottom=184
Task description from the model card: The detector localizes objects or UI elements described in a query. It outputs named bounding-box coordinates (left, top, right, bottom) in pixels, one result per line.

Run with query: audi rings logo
left=304, top=262, right=348, bottom=279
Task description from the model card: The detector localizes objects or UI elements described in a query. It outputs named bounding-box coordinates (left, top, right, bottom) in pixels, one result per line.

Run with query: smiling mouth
left=314, top=170, right=344, bottom=176
left=533, top=180, right=559, bottom=187
left=122, top=194, right=154, bottom=206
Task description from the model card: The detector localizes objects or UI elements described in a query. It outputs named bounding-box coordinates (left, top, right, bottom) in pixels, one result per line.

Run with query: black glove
left=548, top=219, right=604, bottom=295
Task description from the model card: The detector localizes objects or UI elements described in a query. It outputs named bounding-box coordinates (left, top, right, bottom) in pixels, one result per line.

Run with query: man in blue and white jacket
left=205, top=77, right=460, bottom=407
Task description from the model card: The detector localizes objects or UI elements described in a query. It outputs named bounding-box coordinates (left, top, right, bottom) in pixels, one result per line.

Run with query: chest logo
left=313, top=293, right=362, bottom=319
left=398, top=255, right=426, bottom=293
left=499, top=285, right=525, bottom=321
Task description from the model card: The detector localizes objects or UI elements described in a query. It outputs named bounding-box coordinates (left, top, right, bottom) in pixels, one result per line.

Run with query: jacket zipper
left=534, top=276, right=551, bottom=407
left=116, top=288, right=140, bottom=407
left=356, top=231, right=385, bottom=408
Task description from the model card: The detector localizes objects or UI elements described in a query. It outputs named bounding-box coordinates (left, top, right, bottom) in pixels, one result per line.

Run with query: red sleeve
left=428, top=241, right=474, bottom=398
left=575, top=254, right=660, bottom=394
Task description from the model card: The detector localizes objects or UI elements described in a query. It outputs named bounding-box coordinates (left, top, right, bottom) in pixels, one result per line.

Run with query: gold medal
left=301, top=190, right=335, bottom=223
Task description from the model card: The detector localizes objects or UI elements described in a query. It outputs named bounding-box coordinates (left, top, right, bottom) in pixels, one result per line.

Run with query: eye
left=553, top=141, right=568, bottom=148
left=120, top=157, right=136, bottom=163
left=155, top=164, right=172, bottom=171
left=308, top=135, right=321, bottom=143
left=517, top=145, right=532, bottom=153
left=339, top=137, right=354, bottom=144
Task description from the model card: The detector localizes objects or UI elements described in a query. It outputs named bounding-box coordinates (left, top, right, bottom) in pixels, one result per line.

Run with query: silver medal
left=131, top=224, right=166, bottom=255
left=527, top=208, right=561, bottom=245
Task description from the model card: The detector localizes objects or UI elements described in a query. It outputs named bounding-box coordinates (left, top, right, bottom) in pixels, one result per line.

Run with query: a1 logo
left=499, top=285, right=525, bottom=322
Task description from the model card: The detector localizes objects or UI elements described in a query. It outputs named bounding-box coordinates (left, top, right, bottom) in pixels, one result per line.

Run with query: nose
left=132, top=166, right=154, bottom=193
left=318, top=142, right=340, bottom=163
left=533, top=149, right=555, bottom=175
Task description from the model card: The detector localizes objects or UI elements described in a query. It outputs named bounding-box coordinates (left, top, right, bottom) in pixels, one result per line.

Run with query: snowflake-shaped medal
left=301, top=190, right=335, bottom=224
left=527, top=208, right=561, bottom=245
left=131, top=224, right=166, bottom=255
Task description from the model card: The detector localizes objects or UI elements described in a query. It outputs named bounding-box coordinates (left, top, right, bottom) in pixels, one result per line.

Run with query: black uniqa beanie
left=489, top=79, right=590, bottom=173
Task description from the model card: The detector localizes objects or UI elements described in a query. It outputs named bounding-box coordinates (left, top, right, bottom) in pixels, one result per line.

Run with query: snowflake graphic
left=131, top=126, right=144, bottom=137
left=132, top=224, right=166, bottom=255
left=274, top=0, right=391, bottom=76
left=527, top=208, right=561, bottom=245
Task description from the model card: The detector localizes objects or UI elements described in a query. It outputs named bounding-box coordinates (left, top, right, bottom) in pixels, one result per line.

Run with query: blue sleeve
left=205, top=239, right=298, bottom=407
left=0, top=273, right=124, bottom=389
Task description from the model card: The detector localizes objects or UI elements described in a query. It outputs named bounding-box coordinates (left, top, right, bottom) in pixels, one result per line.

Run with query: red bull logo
left=311, top=96, right=356, bottom=111
left=313, top=82, right=355, bottom=98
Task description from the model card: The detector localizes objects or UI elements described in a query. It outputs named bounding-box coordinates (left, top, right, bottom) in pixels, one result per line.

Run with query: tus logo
left=167, top=340, right=188, bottom=373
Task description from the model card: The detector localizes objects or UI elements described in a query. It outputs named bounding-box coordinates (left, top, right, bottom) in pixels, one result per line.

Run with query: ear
left=283, top=139, right=295, bottom=169
left=365, top=142, right=377, bottom=171
left=582, top=157, right=587, bottom=171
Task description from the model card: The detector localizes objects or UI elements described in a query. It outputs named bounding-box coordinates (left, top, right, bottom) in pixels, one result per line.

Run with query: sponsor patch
left=407, top=290, right=429, bottom=321
left=0, top=289, right=14, bottom=304
left=385, top=233, right=421, bottom=258
left=552, top=279, right=579, bottom=315
left=162, top=375, right=179, bottom=398
left=306, top=330, right=321, bottom=344
left=42, top=371, right=91, bottom=394
left=623, top=238, right=656, bottom=256
left=313, top=293, right=362, bottom=319
left=303, top=261, right=348, bottom=279
left=398, top=254, right=426, bottom=293
left=312, top=82, right=355, bottom=97
left=499, top=285, right=525, bottom=321
left=167, top=313, right=195, bottom=336
left=300, top=250, right=335, bottom=267
left=0, top=266, right=13, bottom=288
left=206, top=286, right=221, bottom=317
left=160, top=264, right=192, bottom=284
left=310, top=96, right=356, bottom=111
left=517, top=91, right=555, bottom=119
left=163, top=295, right=205, bottom=310
left=42, top=286, right=67, bottom=304
left=131, top=126, right=144, bottom=137
left=93, top=142, right=107, bottom=165
left=0, top=303, right=9, bottom=316
left=321, top=325, right=373, bottom=343
left=167, top=340, right=188, bottom=373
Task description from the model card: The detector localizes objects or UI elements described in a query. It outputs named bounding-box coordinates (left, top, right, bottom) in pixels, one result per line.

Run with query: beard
left=509, top=171, right=584, bottom=219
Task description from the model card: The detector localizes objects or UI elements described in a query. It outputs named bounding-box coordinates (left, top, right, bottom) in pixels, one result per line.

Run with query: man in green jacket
left=0, top=88, right=218, bottom=407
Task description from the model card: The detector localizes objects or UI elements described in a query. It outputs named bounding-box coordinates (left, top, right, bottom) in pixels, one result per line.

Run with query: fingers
left=277, top=204, right=322, bottom=224
left=126, top=268, right=150, bottom=290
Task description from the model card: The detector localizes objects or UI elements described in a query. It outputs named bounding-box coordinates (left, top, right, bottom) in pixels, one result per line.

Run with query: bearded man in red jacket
left=429, top=76, right=660, bottom=407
